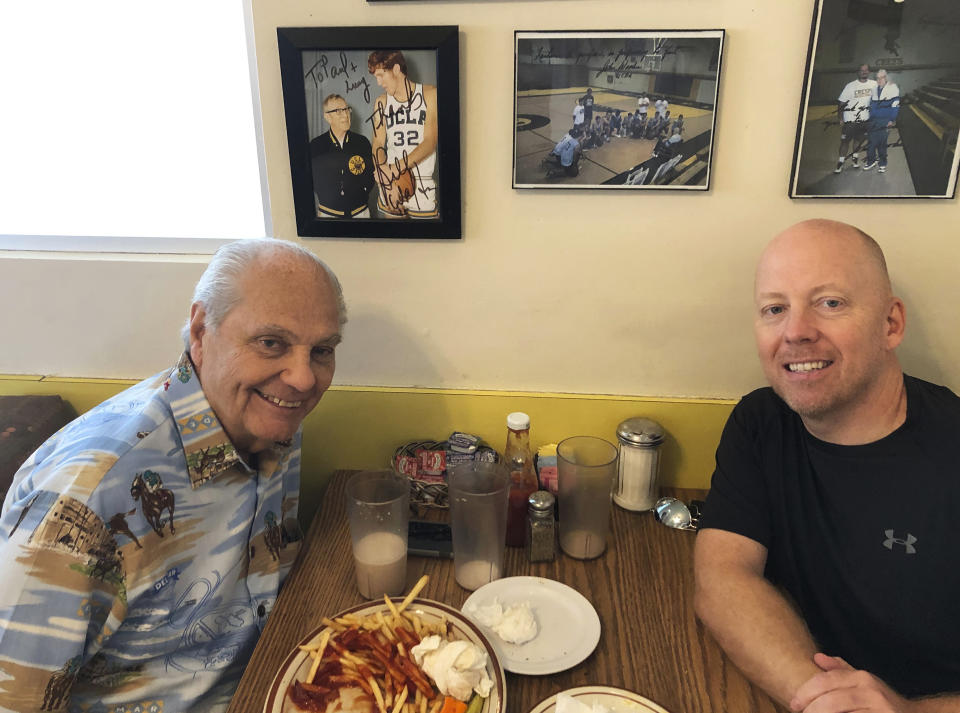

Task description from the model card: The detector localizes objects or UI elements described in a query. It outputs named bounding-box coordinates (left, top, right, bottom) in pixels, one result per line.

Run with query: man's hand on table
left=790, top=653, right=910, bottom=712
left=791, top=653, right=960, bottom=713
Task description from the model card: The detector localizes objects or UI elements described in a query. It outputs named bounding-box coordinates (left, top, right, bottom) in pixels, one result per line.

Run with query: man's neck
left=332, top=128, right=348, bottom=145
left=392, top=78, right=412, bottom=103
left=801, top=366, right=907, bottom=445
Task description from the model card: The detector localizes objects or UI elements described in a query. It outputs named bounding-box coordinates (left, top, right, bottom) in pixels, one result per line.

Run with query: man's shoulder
left=4, top=368, right=180, bottom=537
left=732, top=386, right=792, bottom=423
left=348, top=130, right=372, bottom=148
left=55, top=370, right=167, bottom=439
left=905, top=374, right=960, bottom=417
left=10, top=370, right=175, bottom=498
left=310, top=131, right=334, bottom=155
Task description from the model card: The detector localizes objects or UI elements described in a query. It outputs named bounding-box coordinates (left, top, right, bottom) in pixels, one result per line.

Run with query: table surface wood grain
left=227, top=471, right=787, bottom=713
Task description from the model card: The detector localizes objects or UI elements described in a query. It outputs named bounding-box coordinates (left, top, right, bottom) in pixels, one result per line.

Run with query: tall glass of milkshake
left=345, top=470, right=410, bottom=599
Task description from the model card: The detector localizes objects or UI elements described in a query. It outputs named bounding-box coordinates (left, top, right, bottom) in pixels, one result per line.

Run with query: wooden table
left=227, top=471, right=787, bottom=713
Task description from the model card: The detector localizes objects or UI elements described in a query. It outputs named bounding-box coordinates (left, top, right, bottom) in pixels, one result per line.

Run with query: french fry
left=368, top=675, right=387, bottom=713
left=306, top=629, right=331, bottom=683
left=428, top=696, right=445, bottom=713
left=419, top=695, right=428, bottom=713
left=322, top=616, right=346, bottom=632
left=383, top=594, right=401, bottom=620
left=397, top=575, right=429, bottom=613
left=390, top=682, right=409, bottom=713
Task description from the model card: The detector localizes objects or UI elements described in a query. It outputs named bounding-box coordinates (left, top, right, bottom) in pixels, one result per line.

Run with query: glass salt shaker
left=614, top=417, right=665, bottom=511
left=526, top=490, right=556, bottom=562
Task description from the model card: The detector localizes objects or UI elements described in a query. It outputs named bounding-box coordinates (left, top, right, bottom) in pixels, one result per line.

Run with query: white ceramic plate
left=529, top=686, right=671, bottom=713
left=263, top=598, right=507, bottom=713
left=461, top=576, right=601, bottom=675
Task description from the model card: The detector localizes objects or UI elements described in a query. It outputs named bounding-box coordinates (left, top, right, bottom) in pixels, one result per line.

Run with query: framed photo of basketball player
left=513, top=30, right=725, bottom=190
left=277, top=26, right=461, bottom=238
left=790, top=0, right=960, bottom=198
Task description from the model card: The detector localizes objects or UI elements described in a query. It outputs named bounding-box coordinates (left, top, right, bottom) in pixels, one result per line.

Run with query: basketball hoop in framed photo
left=277, top=26, right=461, bottom=238
left=512, top=29, right=725, bottom=190
left=790, top=0, right=960, bottom=198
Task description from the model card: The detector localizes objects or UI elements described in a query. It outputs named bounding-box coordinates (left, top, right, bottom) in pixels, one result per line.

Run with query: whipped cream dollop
left=410, top=635, right=493, bottom=702
left=555, top=693, right=610, bottom=713
left=464, top=597, right=538, bottom=645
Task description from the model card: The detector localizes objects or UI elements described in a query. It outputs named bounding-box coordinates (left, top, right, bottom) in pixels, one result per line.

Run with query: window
left=0, top=0, right=270, bottom=253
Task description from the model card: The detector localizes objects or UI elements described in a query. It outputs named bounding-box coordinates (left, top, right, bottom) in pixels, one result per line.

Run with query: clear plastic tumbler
left=448, top=460, right=510, bottom=590
left=557, top=436, right=619, bottom=559
left=345, top=470, right=410, bottom=599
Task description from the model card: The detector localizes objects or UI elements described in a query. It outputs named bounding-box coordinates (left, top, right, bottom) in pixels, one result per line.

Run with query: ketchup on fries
left=288, top=576, right=488, bottom=713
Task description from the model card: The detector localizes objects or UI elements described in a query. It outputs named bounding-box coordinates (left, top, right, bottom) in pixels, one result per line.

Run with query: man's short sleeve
left=701, top=395, right=774, bottom=547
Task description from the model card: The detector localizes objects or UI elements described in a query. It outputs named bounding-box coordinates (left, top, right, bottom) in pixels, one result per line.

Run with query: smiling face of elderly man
left=188, top=246, right=343, bottom=457
left=752, top=219, right=906, bottom=437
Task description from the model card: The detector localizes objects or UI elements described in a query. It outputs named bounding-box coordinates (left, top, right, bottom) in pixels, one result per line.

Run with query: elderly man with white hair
left=0, top=239, right=345, bottom=712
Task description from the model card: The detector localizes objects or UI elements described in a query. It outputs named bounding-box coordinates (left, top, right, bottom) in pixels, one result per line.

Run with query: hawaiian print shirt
left=0, top=354, right=303, bottom=713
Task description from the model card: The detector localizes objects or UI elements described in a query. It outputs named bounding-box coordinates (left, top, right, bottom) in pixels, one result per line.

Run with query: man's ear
left=885, top=297, right=906, bottom=350
left=188, top=303, right=207, bottom=370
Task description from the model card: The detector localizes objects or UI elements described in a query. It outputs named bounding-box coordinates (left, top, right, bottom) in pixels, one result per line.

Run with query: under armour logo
left=883, top=529, right=917, bottom=554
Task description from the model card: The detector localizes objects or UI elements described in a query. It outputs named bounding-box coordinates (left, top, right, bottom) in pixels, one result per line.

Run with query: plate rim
left=461, top=576, right=601, bottom=675
left=263, top=597, right=507, bottom=713
left=528, top=685, right=672, bottom=713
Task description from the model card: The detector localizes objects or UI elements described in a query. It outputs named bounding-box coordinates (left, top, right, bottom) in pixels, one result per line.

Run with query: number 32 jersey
left=384, top=83, right=436, bottom=184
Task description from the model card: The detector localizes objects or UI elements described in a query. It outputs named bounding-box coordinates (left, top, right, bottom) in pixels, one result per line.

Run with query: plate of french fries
left=264, top=577, right=506, bottom=713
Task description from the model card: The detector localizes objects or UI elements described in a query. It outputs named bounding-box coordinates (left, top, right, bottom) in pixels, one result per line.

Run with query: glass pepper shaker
left=526, top=490, right=556, bottom=562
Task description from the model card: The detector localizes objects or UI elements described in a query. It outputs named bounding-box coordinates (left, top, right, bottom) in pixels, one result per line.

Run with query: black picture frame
left=277, top=26, right=461, bottom=238
left=513, top=30, right=725, bottom=190
left=790, top=0, right=960, bottom=199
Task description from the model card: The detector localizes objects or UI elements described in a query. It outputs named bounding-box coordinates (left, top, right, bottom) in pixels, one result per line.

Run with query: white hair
left=876, top=69, right=888, bottom=78
left=181, top=238, right=346, bottom=348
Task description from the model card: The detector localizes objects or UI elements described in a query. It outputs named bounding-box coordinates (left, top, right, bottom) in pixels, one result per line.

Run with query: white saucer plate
left=529, top=686, right=671, bottom=713
left=461, top=576, right=601, bottom=675
left=263, top=598, right=506, bottom=713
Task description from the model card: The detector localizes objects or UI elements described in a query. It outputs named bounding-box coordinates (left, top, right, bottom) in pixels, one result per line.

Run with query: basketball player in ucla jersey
left=367, top=50, right=439, bottom=219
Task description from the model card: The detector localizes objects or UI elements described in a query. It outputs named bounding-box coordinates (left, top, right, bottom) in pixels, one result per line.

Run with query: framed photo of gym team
left=512, top=29, right=724, bottom=190
left=790, top=0, right=960, bottom=198
left=277, top=26, right=461, bottom=238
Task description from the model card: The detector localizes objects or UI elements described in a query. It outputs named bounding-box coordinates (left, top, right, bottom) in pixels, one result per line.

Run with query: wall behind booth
left=1, top=0, right=959, bottom=524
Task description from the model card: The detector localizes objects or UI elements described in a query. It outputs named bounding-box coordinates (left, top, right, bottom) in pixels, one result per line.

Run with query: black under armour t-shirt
left=703, top=375, right=960, bottom=697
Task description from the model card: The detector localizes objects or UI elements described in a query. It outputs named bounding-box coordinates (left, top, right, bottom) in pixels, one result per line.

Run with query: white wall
left=2, top=0, right=958, bottom=397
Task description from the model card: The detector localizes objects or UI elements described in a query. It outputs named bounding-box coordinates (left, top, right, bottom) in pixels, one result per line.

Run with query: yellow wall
left=0, top=376, right=732, bottom=520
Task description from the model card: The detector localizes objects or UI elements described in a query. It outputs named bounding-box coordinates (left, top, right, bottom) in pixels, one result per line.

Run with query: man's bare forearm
left=694, top=530, right=820, bottom=706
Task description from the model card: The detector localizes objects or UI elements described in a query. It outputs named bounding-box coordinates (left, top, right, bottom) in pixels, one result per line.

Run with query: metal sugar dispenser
left=613, top=418, right=665, bottom=511
left=525, top=490, right=557, bottom=562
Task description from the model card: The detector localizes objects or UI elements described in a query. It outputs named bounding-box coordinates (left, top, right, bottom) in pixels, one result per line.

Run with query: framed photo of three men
left=790, top=0, right=960, bottom=198
left=277, top=26, right=461, bottom=238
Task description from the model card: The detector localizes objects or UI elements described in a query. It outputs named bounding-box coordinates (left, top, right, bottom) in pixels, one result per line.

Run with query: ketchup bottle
left=504, top=412, right=538, bottom=547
